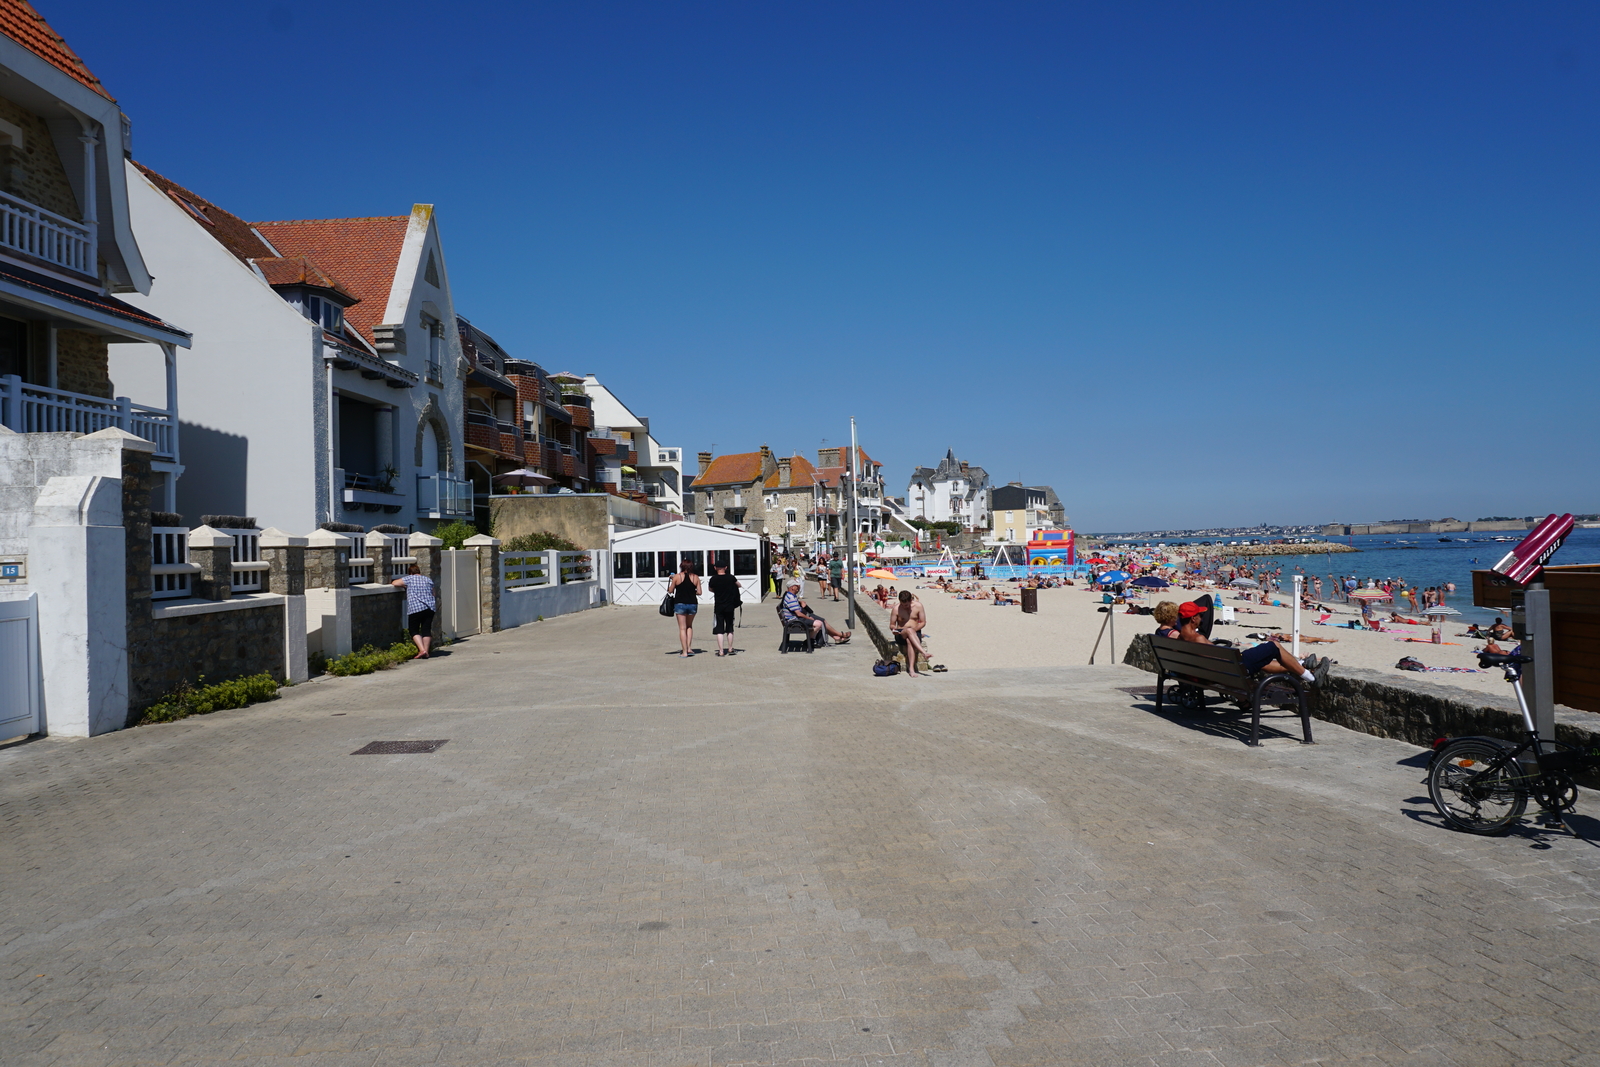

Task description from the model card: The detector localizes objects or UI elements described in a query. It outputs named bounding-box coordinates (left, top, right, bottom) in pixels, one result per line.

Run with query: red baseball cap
left=1178, top=602, right=1205, bottom=619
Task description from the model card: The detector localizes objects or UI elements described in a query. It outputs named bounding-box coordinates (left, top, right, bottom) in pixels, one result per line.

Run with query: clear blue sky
left=55, top=1, right=1599, bottom=531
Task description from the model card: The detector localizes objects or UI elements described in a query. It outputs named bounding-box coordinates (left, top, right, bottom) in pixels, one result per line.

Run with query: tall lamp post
left=845, top=417, right=859, bottom=629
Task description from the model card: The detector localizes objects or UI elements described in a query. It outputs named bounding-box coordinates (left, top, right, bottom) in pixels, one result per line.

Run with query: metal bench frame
left=1148, top=634, right=1314, bottom=746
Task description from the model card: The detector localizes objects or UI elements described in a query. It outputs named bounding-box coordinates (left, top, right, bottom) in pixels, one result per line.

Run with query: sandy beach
left=843, top=573, right=1519, bottom=701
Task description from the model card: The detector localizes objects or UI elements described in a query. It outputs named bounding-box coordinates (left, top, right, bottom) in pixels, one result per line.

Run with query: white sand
left=849, top=575, right=1515, bottom=700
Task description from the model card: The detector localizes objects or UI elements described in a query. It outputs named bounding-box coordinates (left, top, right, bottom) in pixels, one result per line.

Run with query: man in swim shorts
left=1176, top=602, right=1330, bottom=686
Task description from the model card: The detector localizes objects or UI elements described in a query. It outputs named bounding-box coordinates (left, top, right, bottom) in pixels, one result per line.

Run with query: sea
left=1109, top=528, right=1600, bottom=626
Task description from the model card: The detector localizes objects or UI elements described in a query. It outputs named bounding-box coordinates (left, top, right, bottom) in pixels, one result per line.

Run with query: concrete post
left=408, top=531, right=444, bottom=642
left=465, top=533, right=501, bottom=633
left=28, top=475, right=127, bottom=736
left=261, top=528, right=309, bottom=683
left=544, top=549, right=562, bottom=587
left=188, top=525, right=234, bottom=601
left=304, top=529, right=353, bottom=658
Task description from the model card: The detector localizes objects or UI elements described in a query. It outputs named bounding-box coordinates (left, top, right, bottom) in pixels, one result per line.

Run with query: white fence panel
left=219, top=528, right=266, bottom=594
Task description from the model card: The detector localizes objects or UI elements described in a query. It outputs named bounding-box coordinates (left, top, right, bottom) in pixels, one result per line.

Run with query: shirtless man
left=890, top=590, right=928, bottom=678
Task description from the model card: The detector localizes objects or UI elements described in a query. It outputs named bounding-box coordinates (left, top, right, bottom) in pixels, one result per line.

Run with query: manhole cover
left=351, top=740, right=449, bottom=755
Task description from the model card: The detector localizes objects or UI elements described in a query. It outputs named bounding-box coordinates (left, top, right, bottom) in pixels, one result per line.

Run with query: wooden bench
left=1148, top=634, right=1314, bottom=746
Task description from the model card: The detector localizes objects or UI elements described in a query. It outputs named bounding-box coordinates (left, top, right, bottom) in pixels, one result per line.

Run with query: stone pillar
left=261, top=528, right=309, bottom=684
left=187, top=525, right=234, bottom=601
left=304, top=529, right=353, bottom=658
left=408, top=531, right=444, bottom=642
left=464, top=533, right=501, bottom=633
left=364, top=530, right=393, bottom=585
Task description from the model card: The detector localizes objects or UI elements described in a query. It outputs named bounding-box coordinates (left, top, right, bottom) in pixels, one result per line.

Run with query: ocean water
left=1156, top=528, right=1600, bottom=625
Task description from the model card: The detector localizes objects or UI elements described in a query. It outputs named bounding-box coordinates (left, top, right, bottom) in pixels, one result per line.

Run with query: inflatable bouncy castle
left=1026, top=529, right=1075, bottom=568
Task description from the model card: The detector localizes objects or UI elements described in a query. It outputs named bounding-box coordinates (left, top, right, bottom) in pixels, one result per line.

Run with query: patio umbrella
left=1423, top=604, right=1460, bottom=644
left=1096, top=570, right=1129, bottom=584
left=865, top=568, right=896, bottom=580
left=1229, top=577, right=1260, bottom=588
left=1422, top=605, right=1461, bottom=616
left=493, top=468, right=555, bottom=486
left=1348, top=589, right=1390, bottom=601
left=1130, top=576, right=1170, bottom=589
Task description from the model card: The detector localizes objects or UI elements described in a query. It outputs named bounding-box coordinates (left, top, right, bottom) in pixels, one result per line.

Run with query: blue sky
left=55, top=1, right=1600, bottom=531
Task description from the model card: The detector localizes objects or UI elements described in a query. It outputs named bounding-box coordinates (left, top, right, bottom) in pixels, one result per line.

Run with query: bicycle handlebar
left=1477, top=651, right=1532, bottom=670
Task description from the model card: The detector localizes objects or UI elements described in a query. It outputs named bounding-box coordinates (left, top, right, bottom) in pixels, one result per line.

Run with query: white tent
left=610, top=521, right=767, bottom=606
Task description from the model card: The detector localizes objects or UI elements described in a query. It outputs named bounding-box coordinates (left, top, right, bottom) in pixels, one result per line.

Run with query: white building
left=608, top=521, right=766, bottom=606
left=110, top=169, right=471, bottom=532
left=906, top=449, right=991, bottom=530
left=581, top=373, right=683, bottom=514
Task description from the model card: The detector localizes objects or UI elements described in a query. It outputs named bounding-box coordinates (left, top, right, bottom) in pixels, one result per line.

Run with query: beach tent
left=609, top=521, right=767, bottom=606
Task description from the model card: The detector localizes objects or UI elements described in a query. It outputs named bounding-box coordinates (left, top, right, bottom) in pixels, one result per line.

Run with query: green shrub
left=433, top=519, right=479, bottom=550
left=326, top=640, right=418, bottom=676
left=503, top=530, right=581, bottom=552
left=138, top=673, right=281, bottom=725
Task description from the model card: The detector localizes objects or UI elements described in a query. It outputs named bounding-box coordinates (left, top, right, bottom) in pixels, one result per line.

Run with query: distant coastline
left=1190, top=541, right=1358, bottom=558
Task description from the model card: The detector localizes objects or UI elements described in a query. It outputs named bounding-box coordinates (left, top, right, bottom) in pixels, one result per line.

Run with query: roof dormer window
left=301, top=293, right=344, bottom=333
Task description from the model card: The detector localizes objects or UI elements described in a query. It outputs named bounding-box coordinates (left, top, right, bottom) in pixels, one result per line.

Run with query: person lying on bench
left=1175, top=602, right=1330, bottom=686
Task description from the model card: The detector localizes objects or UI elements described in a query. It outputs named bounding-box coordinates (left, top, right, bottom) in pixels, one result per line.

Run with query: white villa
left=582, top=373, right=684, bottom=514
left=110, top=171, right=471, bottom=532
left=906, top=449, right=991, bottom=530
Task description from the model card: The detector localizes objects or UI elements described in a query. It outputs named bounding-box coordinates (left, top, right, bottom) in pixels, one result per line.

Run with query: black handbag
left=659, top=592, right=675, bottom=617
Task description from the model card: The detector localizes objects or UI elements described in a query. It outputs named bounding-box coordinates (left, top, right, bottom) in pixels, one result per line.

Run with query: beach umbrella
left=1130, top=576, right=1170, bottom=589
left=1229, top=577, right=1260, bottom=588
left=1096, top=570, right=1129, bottom=584
left=1348, top=589, right=1390, bottom=601
left=493, top=468, right=555, bottom=486
left=865, top=568, right=896, bottom=580
left=1423, top=604, right=1459, bottom=644
left=1422, top=605, right=1461, bottom=616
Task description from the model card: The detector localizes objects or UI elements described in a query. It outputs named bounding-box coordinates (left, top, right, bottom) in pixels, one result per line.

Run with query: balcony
left=1, top=374, right=175, bottom=458
left=341, top=469, right=404, bottom=513
left=0, top=190, right=94, bottom=278
left=417, top=473, right=474, bottom=519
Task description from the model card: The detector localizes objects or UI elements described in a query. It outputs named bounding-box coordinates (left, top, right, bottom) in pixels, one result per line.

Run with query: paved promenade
left=4, top=605, right=1599, bottom=1066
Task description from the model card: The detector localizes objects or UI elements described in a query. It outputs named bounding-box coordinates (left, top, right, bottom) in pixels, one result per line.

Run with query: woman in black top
left=707, top=561, right=742, bottom=656
left=669, top=559, right=702, bottom=658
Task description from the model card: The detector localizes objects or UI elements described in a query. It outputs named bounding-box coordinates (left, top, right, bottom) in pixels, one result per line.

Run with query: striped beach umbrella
left=1348, top=589, right=1391, bottom=601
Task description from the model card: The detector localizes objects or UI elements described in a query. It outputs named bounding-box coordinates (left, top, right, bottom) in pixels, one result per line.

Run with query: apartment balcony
left=416, top=473, right=474, bottom=519
left=1, top=374, right=175, bottom=458
left=340, top=469, right=404, bottom=513
left=588, top=436, right=617, bottom=456
left=0, top=190, right=95, bottom=279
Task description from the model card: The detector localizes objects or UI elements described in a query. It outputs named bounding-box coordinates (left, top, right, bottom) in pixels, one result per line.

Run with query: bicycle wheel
left=1428, top=738, right=1528, bottom=835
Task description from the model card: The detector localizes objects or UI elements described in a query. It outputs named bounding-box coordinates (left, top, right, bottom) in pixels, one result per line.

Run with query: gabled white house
left=608, top=520, right=766, bottom=606
left=906, top=449, right=991, bottom=530
left=109, top=171, right=471, bottom=532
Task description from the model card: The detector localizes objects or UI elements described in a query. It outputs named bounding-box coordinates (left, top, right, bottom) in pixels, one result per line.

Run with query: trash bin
left=1021, top=587, right=1038, bottom=614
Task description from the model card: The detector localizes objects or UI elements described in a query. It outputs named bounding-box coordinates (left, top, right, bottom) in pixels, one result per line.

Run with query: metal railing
left=217, top=527, right=267, bottom=593
left=151, top=527, right=196, bottom=599
left=0, top=190, right=94, bottom=276
left=499, top=550, right=593, bottom=590
left=1, top=375, right=175, bottom=457
left=417, top=473, right=472, bottom=518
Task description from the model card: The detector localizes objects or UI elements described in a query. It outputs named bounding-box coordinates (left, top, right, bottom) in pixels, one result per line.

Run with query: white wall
left=109, top=163, right=321, bottom=531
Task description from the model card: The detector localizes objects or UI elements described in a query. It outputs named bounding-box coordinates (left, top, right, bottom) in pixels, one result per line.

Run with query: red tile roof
left=252, top=257, right=356, bottom=302
left=698, top=450, right=766, bottom=486
left=0, top=1, right=113, bottom=99
left=762, top=454, right=817, bottom=490
left=135, top=163, right=276, bottom=262
left=252, top=217, right=410, bottom=344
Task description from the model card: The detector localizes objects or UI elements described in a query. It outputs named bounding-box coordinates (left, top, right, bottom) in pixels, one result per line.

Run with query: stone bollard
left=408, top=531, right=444, bottom=642
left=187, top=525, right=234, bottom=601
left=464, top=533, right=501, bottom=633
left=304, top=529, right=353, bottom=658
left=260, top=528, right=309, bottom=683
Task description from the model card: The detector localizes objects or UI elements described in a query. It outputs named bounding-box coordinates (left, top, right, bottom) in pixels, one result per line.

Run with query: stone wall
left=851, top=594, right=928, bottom=671
left=0, top=94, right=82, bottom=221
left=1123, top=633, right=1600, bottom=783
left=351, top=588, right=405, bottom=650
left=55, top=330, right=112, bottom=399
left=133, top=604, right=286, bottom=712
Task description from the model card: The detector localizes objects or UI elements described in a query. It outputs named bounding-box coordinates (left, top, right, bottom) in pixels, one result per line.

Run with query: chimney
left=959, top=461, right=969, bottom=472
left=698, top=451, right=712, bottom=478
left=818, top=446, right=842, bottom=469
left=759, top=444, right=777, bottom=480
left=777, top=457, right=792, bottom=488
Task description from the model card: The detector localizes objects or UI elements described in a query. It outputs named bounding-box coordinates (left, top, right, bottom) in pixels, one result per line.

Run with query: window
left=682, top=550, right=704, bottom=575
left=656, top=551, right=676, bottom=576
left=733, top=549, right=757, bottom=575
left=733, top=488, right=742, bottom=507
left=785, top=509, right=797, bottom=526
left=709, top=549, right=730, bottom=573
left=635, top=552, right=656, bottom=578
left=301, top=294, right=343, bottom=333
left=614, top=553, right=634, bottom=579
left=423, top=315, right=443, bottom=382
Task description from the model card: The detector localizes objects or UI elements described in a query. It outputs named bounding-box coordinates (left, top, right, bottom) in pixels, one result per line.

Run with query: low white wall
left=501, top=579, right=605, bottom=629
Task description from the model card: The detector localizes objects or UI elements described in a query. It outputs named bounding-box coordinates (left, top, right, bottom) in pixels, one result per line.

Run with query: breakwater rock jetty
left=1192, top=541, right=1358, bottom=558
